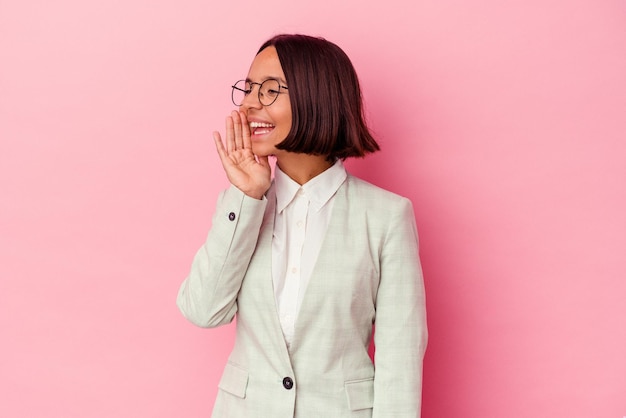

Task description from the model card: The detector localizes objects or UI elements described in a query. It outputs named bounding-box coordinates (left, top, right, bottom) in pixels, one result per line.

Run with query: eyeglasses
left=231, top=79, right=289, bottom=107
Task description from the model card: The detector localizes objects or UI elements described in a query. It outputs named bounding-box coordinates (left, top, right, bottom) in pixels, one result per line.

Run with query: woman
left=177, top=34, right=427, bottom=418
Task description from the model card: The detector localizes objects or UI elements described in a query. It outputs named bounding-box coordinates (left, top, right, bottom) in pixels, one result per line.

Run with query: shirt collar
left=275, top=159, right=347, bottom=213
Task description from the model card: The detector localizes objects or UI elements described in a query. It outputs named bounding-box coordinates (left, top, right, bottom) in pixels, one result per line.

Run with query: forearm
left=177, top=185, right=267, bottom=327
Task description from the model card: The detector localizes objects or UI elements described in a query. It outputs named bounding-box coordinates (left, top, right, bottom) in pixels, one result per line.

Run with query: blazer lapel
left=254, top=185, right=294, bottom=361
left=288, top=180, right=350, bottom=352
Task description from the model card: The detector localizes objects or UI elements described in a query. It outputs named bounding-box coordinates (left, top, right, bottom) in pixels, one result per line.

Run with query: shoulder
left=340, top=174, right=419, bottom=245
left=343, top=174, right=412, bottom=209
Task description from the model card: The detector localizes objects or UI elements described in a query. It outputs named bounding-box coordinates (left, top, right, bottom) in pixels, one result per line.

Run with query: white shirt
left=272, top=160, right=347, bottom=348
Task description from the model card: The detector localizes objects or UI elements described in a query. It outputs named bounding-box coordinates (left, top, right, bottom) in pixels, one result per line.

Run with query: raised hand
left=213, top=110, right=271, bottom=199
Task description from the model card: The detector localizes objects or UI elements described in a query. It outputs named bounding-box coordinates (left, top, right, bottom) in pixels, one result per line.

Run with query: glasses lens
left=231, top=80, right=249, bottom=106
left=259, top=79, right=281, bottom=106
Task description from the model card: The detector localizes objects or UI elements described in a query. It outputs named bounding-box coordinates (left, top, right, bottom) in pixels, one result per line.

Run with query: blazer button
left=228, top=212, right=236, bottom=221
left=282, top=377, right=294, bottom=390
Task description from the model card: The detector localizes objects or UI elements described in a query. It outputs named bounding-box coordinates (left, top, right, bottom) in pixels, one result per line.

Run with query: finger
left=231, top=110, right=243, bottom=150
left=225, top=115, right=235, bottom=154
left=239, top=111, right=252, bottom=150
left=213, top=131, right=228, bottom=163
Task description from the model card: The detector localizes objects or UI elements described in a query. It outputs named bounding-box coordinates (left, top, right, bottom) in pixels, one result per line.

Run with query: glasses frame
left=231, top=78, right=289, bottom=107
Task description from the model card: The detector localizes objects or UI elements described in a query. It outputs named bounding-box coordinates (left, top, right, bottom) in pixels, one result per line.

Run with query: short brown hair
left=258, top=34, right=380, bottom=160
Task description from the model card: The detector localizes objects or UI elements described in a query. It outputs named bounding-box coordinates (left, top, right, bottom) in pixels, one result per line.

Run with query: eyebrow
left=245, top=76, right=288, bottom=85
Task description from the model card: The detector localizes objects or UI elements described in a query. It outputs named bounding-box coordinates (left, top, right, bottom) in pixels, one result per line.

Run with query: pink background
left=1, top=0, right=625, bottom=416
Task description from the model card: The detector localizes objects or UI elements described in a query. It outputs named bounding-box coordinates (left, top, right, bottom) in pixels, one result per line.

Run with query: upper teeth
left=250, top=122, right=274, bottom=128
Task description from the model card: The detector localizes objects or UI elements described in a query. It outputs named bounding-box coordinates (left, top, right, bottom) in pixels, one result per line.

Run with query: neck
left=276, top=153, right=333, bottom=185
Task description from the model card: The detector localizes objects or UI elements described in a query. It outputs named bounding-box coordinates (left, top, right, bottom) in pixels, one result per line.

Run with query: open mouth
left=249, top=121, right=275, bottom=135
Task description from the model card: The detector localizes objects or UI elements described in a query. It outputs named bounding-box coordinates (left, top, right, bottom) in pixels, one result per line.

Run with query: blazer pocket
left=218, top=362, right=249, bottom=399
left=344, top=377, right=374, bottom=411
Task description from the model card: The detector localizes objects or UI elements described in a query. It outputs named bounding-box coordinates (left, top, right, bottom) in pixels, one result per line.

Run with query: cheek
left=282, top=118, right=293, bottom=137
left=274, top=103, right=292, bottom=130
left=281, top=117, right=292, bottom=132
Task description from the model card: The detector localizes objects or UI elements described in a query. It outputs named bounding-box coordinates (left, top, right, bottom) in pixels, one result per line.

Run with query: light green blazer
left=177, top=174, right=427, bottom=418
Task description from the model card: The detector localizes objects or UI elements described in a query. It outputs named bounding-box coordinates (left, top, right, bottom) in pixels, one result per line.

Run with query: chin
left=251, top=143, right=276, bottom=157
left=252, top=136, right=283, bottom=157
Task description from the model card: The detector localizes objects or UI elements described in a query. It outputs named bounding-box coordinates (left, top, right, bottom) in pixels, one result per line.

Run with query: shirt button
left=282, top=377, right=294, bottom=390
left=228, top=212, right=236, bottom=221
left=296, top=220, right=303, bottom=228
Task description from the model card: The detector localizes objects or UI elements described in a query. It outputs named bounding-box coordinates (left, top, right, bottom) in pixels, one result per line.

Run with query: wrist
left=239, top=186, right=266, bottom=200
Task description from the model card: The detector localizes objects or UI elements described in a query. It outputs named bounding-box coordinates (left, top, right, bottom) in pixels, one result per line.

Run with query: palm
left=221, top=148, right=270, bottom=192
left=214, top=111, right=271, bottom=199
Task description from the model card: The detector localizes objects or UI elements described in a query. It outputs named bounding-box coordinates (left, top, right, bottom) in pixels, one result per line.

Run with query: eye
left=261, top=79, right=281, bottom=97
left=233, top=84, right=251, bottom=95
left=242, top=82, right=255, bottom=95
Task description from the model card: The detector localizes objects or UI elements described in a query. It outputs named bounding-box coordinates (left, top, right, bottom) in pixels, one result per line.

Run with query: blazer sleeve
left=372, top=197, right=428, bottom=417
left=176, top=185, right=267, bottom=328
